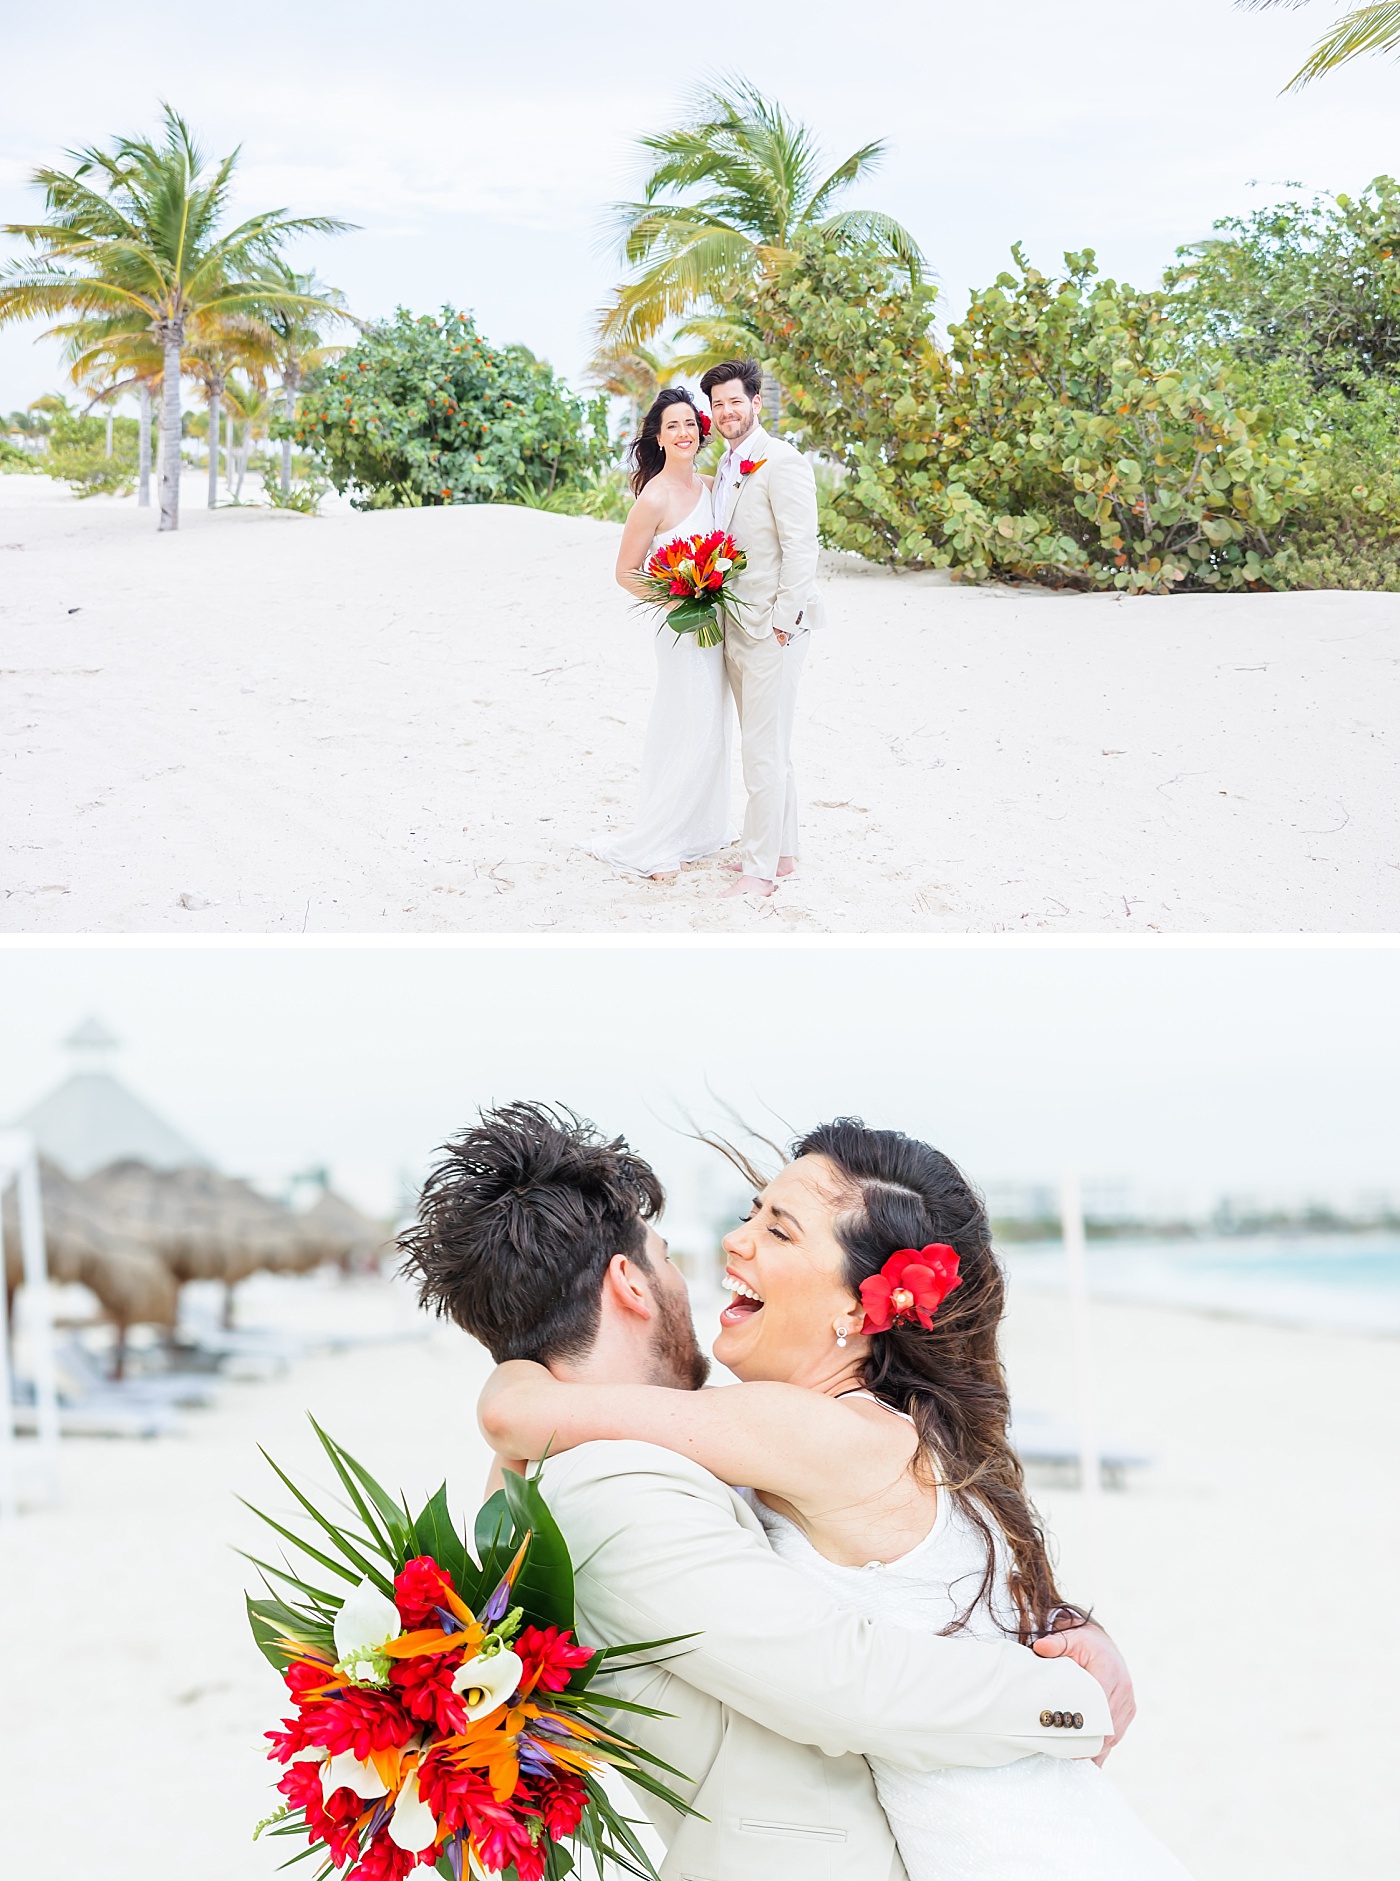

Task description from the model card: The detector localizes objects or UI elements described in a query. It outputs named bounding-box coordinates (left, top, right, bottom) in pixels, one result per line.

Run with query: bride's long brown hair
left=628, top=387, right=707, bottom=495
left=791, top=1118, right=1081, bottom=1643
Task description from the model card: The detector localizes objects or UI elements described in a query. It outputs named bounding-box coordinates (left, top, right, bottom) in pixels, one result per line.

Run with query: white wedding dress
left=595, top=484, right=734, bottom=875
left=750, top=1402, right=1193, bottom=1881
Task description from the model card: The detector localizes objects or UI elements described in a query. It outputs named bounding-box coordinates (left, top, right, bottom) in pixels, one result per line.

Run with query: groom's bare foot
left=720, top=874, right=774, bottom=899
left=722, top=856, right=796, bottom=876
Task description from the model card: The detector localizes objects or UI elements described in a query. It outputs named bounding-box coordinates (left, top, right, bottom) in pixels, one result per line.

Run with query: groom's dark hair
left=399, top=1101, right=665, bottom=1363
left=700, top=358, right=762, bottom=401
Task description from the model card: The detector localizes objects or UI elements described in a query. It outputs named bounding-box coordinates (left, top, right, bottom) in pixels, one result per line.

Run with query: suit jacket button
left=1040, top=1710, right=1053, bottom=1728
left=1073, top=1713, right=1084, bottom=1729
left=1055, top=1711, right=1066, bottom=1727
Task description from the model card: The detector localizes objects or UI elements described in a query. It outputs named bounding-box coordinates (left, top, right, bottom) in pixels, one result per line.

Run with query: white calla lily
left=333, top=1576, right=401, bottom=1687
left=322, top=1750, right=389, bottom=1803
left=450, top=1645, right=524, bottom=1721
left=387, top=1769, right=439, bottom=1853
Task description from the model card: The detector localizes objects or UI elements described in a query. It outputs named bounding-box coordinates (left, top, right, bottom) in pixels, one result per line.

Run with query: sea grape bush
left=292, top=306, right=613, bottom=510
left=759, top=240, right=1316, bottom=592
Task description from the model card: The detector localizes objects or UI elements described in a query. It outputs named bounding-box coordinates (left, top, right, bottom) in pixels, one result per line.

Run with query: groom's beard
left=648, top=1283, right=711, bottom=1391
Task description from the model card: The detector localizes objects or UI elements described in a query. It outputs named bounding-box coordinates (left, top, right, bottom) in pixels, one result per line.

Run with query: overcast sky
left=3, top=1, right=1399, bottom=411
left=2, top=943, right=1396, bottom=1216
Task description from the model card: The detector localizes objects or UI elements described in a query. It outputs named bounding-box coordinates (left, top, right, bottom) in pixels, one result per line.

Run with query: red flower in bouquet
left=277, top=1758, right=364, bottom=1868
left=346, top=1830, right=432, bottom=1881
left=287, top=1667, right=416, bottom=1760
left=390, top=1648, right=469, bottom=1734
left=517, top=1624, right=593, bottom=1696
left=395, top=1556, right=456, bottom=1627
left=534, top=1770, right=589, bottom=1840
left=858, top=1245, right=962, bottom=1334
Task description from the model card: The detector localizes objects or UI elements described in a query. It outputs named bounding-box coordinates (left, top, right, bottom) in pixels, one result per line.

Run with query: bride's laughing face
left=658, top=403, right=700, bottom=464
left=715, top=1155, right=865, bottom=1383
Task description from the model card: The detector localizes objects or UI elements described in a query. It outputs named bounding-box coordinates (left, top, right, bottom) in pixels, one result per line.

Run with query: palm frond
left=1283, top=1, right=1400, bottom=84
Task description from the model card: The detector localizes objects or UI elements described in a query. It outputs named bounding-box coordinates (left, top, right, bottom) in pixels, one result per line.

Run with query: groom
left=402, top=1103, right=1131, bottom=1881
left=701, top=361, right=822, bottom=900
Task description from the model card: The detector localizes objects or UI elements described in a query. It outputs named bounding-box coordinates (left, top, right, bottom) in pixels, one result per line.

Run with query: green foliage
left=601, top=79, right=923, bottom=351
left=764, top=239, right=1315, bottom=591
left=46, top=409, right=139, bottom=497
left=1166, top=180, right=1400, bottom=589
left=1166, top=179, right=1400, bottom=390
left=262, top=472, right=329, bottom=514
left=514, top=463, right=633, bottom=522
left=0, top=435, right=39, bottom=473
left=293, top=307, right=612, bottom=511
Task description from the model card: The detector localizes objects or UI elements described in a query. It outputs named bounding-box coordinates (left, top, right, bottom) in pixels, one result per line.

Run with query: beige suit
left=539, top=1441, right=1110, bottom=1881
left=713, top=428, right=823, bottom=879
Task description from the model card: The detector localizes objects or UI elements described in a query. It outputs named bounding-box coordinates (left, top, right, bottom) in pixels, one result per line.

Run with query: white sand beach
left=2, top=473, right=1397, bottom=934
left=0, top=1271, right=1393, bottom=1881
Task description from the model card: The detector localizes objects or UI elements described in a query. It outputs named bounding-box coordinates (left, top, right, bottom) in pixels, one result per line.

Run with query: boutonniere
left=738, top=457, right=767, bottom=477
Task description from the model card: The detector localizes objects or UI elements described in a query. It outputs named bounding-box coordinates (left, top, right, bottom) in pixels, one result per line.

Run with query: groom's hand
left=1032, top=1619, right=1135, bottom=1763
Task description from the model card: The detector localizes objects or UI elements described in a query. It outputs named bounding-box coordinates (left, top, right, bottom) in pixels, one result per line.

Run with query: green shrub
left=513, top=464, right=632, bottom=522
left=760, top=241, right=1315, bottom=591
left=291, top=306, right=613, bottom=511
left=45, top=411, right=140, bottom=498
left=0, top=436, right=39, bottom=473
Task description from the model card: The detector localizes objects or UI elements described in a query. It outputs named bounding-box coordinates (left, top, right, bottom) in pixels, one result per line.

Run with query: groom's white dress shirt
left=540, top=1441, right=1110, bottom=1881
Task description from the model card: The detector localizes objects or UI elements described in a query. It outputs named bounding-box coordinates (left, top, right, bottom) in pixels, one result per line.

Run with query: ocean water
left=1002, top=1234, right=1400, bottom=1335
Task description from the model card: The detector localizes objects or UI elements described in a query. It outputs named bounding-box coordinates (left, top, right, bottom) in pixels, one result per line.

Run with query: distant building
left=14, top=1016, right=211, bottom=1178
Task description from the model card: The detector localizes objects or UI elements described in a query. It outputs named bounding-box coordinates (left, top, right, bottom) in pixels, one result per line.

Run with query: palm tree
left=185, top=316, right=274, bottom=507
left=0, top=106, right=352, bottom=531
left=586, top=338, right=682, bottom=438
left=258, top=262, right=352, bottom=494
left=600, top=78, right=924, bottom=411
left=1238, top=1, right=1400, bottom=86
left=221, top=373, right=275, bottom=499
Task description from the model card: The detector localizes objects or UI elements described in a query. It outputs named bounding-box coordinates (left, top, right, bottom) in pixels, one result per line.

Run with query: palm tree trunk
left=158, top=326, right=183, bottom=533
left=225, top=408, right=234, bottom=492
left=282, top=374, right=296, bottom=494
left=138, top=383, right=152, bottom=508
left=235, top=427, right=247, bottom=500
left=104, top=408, right=113, bottom=458
left=207, top=382, right=222, bottom=509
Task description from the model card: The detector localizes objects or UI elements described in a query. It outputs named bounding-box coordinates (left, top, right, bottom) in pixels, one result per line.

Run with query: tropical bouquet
left=636, top=531, right=748, bottom=648
left=245, top=1421, right=689, bottom=1881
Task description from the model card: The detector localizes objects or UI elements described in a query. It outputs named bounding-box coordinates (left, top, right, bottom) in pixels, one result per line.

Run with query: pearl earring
left=834, top=1319, right=852, bottom=1349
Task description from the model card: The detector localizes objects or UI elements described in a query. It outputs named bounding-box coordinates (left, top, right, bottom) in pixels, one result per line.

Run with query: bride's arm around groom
left=540, top=1438, right=1114, bottom=1881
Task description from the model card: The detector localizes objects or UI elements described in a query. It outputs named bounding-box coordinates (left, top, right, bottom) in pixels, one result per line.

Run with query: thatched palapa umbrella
left=3, top=1158, right=178, bottom=1378
left=293, top=1187, right=393, bottom=1273
left=80, top=1160, right=322, bottom=1328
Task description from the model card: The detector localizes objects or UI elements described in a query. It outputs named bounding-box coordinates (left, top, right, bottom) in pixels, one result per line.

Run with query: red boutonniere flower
left=859, top=1245, right=961, bottom=1334
left=739, top=457, right=767, bottom=476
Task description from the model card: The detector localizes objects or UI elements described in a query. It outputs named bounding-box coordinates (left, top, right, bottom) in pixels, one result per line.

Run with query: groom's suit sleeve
left=540, top=1440, right=1110, bottom=1768
left=766, top=447, right=821, bottom=638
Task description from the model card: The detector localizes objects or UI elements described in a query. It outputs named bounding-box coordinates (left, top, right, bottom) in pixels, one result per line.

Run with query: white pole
left=16, top=1144, right=60, bottom=1499
left=1060, top=1170, right=1101, bottom=1516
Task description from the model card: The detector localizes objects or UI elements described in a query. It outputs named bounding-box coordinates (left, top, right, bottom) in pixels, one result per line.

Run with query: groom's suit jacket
left=716, top=426, right=825, bottom=640
left=539, top=1441, right=1110, bottom=1881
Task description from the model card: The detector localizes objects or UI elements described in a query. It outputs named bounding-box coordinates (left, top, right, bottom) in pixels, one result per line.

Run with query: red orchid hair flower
left=698, top=411, right=712, bottom=436
left=858, top=1245, right=961, bottom=1334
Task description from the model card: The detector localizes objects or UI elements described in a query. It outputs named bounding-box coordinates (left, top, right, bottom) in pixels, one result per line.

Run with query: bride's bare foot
left=720, top=874, right=774, bottom=899
left=722, top=856, right=796, bottom=876
left=649, top=870, right=678, bottom=883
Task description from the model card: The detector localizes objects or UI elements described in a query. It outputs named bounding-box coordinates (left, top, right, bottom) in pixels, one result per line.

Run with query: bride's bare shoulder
left=626, top=481, right=664, bottom=524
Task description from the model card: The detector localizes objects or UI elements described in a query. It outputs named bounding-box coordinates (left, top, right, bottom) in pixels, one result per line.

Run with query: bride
left=478, top=1119, right=1192, bottom=1881
left=595, top=388, right=733, bottom=879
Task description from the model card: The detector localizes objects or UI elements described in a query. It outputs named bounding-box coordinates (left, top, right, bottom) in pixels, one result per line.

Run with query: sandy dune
left=0, top=1271, right=1393, bottom=1881
left=2, top=474, right=1396, bottom=933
